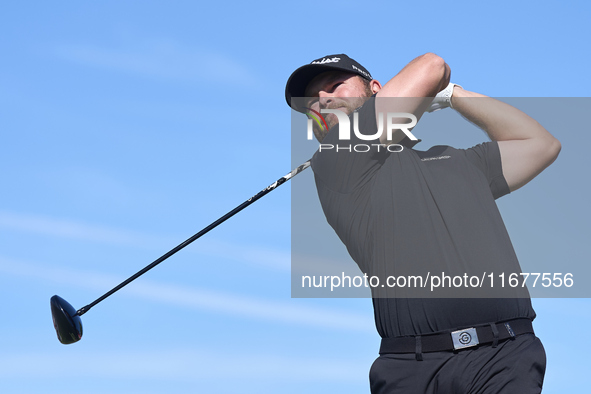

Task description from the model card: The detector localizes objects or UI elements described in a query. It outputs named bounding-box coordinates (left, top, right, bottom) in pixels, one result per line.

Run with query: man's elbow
left=547, top=136, right=561, bottom=164
left=417, top=53, right=450, bottom=92
left=536, top=134, right=561, bottom=168
left=419, top=52, right=446, bottom=68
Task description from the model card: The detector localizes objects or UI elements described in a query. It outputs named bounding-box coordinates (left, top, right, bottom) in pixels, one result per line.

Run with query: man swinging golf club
left=285, top=53, right=560, bottom=393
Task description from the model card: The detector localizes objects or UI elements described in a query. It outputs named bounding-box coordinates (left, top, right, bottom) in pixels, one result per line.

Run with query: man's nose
left=318, top=92, right=334, bottom=108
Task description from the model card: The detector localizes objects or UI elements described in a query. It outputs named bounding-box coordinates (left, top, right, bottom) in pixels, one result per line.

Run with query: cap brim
left=285, top=64, right=343, bottom=111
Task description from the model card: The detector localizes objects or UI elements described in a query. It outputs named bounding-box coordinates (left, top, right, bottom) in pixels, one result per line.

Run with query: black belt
left=379, top=318, right=534, bottom=355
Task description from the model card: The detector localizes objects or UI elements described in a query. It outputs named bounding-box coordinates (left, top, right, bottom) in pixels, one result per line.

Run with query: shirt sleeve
left=464, top=141, right=511, bottom=199
left=310, top=95, right=386, bottom=194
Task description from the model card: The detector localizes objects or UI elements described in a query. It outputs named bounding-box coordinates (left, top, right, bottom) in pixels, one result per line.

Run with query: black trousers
left=370, top=333, right=546, bottom=394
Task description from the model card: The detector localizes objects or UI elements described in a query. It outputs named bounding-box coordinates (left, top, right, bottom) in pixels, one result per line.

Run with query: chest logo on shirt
left=421, top=155, right=451, bottom=162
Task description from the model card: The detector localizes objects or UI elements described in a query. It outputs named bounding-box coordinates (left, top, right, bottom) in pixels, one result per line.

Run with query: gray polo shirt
left=310, top=96, right=535, bottom=338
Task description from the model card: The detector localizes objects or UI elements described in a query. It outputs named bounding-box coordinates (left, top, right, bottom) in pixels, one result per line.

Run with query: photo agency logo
left=305, top=108, right=419, bottom=152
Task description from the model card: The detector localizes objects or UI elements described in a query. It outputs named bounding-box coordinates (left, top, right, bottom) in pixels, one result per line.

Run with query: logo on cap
left=311, top=57, right=341, bottom=65
left=352, top=64, right=371, bottom=79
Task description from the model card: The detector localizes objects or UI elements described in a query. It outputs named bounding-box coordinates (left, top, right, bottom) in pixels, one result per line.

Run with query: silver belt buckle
left=451, top=327, right=479, bottom=350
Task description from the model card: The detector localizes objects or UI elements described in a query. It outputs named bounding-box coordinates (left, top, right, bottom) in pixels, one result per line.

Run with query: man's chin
left=315, top=129, right=330, bottom=143
left=325, top=114, right=340, bottom=130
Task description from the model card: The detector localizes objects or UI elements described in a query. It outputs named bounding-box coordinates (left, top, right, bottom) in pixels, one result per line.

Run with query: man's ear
left=370, top=79, right=382, bottom=94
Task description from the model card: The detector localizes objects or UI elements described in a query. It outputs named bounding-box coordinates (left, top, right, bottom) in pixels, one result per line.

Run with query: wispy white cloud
left=0, top=256, right=373, bottom=332
left=0, top=349, right=368, bottom=382
left=129, top=279, right=372, bottom=332
left=0, top=210, right=289, bottom=270
left=52, top=39, right=258, bottom=86
left=198, top=238, right=290, bottom=271
left=0, top=210, right=167, bottom=248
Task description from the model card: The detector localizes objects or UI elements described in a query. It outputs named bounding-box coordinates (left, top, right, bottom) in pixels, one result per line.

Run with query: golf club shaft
left=76, top=160, right=311, bottom=316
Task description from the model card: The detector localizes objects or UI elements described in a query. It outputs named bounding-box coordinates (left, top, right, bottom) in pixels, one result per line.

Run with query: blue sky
left=0, top=1, right=589, bottom=393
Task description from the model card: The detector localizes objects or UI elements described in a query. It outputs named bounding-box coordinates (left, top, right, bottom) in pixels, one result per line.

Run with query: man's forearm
left=377, top=53, right=451, bottom=144
left=378, top=53, right=451, bottom=99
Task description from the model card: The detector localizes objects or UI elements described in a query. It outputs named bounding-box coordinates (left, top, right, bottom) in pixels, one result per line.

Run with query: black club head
left=50, top=295, right=83, bottom=344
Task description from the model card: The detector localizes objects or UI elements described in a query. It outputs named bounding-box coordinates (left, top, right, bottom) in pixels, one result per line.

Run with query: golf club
left=51, top=160, right=311, bottom=344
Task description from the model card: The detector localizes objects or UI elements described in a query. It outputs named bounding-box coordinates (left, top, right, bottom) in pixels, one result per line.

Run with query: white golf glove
left=427, top=82, right=463, bottom=112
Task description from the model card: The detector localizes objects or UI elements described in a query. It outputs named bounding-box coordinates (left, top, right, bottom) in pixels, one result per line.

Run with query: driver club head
left=50, top=295, right=83, bottom=344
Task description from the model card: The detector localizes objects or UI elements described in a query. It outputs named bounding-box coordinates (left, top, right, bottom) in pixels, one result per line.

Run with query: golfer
left=285, top=53, right=560, bottom=393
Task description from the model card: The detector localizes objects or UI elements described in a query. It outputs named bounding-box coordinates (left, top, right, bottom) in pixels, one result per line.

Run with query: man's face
left=304, top=71, right=373, bottom=141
